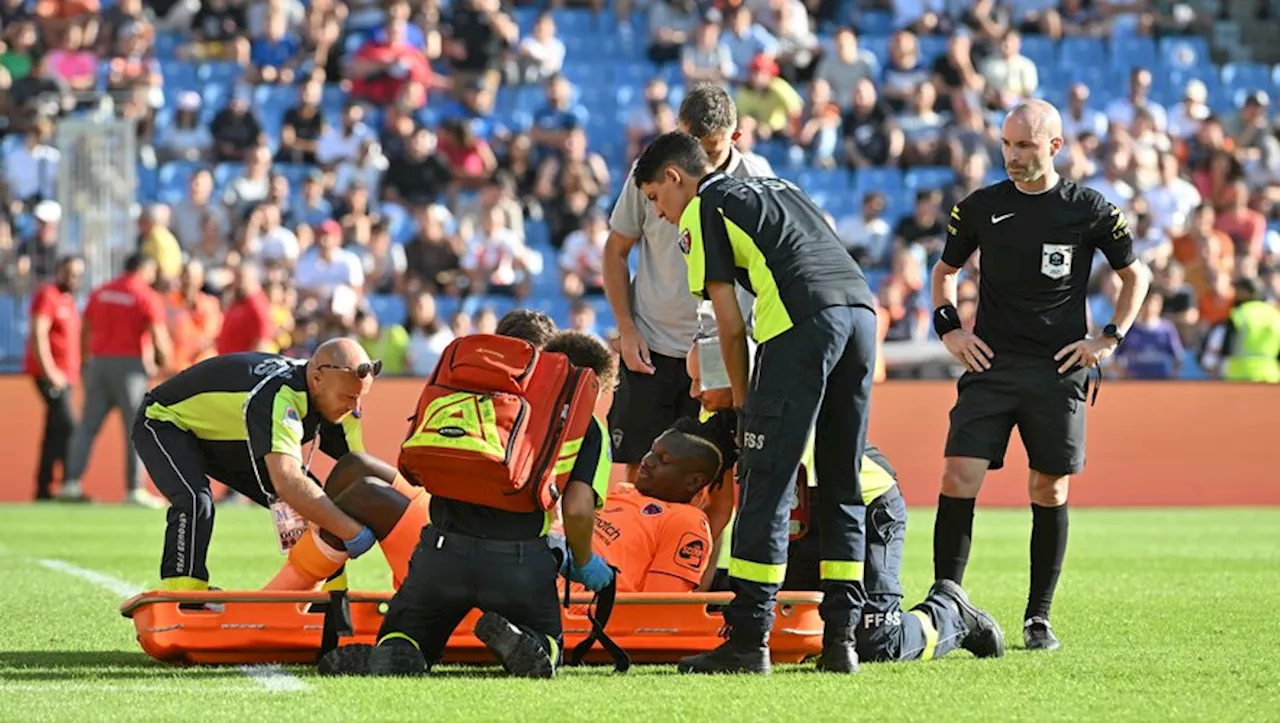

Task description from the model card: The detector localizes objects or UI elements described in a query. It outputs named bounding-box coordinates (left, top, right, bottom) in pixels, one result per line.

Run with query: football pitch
left=1, top=504, right=1277, bottom=722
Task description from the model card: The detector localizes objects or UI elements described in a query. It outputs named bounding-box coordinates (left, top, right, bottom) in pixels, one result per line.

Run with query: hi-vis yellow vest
left=1224, top=301, right=1280, bottom=383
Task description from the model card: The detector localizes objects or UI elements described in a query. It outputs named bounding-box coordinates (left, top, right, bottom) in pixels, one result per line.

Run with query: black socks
left=933, top=495, right=976, bottom=583
left=1026, top=502, right=1069, bottom=621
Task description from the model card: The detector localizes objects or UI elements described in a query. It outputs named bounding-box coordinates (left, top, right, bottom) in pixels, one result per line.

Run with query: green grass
left=1, top=505, right=1278, bottom=722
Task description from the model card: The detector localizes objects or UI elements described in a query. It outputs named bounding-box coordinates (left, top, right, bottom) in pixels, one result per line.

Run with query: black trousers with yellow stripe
left=727, top=305, right=878, bottom=636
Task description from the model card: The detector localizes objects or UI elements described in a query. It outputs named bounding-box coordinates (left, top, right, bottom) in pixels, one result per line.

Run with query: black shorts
left=606, top=351, right=701, bottom=464
left=944, top=357, right=1089, bottom=476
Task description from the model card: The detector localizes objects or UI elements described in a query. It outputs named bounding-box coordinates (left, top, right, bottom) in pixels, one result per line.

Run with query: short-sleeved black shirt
left=941, top=178, right=1138, bottom=360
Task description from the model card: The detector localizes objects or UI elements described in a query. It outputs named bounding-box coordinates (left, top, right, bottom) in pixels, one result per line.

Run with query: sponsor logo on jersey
left=675, top=534, right=706, bottom=570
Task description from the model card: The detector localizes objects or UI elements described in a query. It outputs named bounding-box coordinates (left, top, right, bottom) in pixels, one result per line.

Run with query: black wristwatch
left=1102, top=324, right=1125, bottom=345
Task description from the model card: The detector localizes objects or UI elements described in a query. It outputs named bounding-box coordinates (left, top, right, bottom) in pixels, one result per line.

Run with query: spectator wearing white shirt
left=1087, top=148, right=1136, bottom=211
left=246, top=202, right=301, bottom=265
left=461, top=206, right=542, bottom=299
left=317, top=101, right=375, bottom=166
left=981, top=30, right=1038, bottom=111
left=1166, top=79, right=1211, bottom=141
left=1105, top=68, right=1168, bottom=133
left=1062, top=83, right=1108, bottom=142
left=836, top=191, right=893, bottom=270
left=295, top=219, right=364, bottom=303
left=514, top=12, right=565, bottom=85
left=405, top=290, right=455, bottom=377
left=1144, top=153, right=1201, bottom=237
left=3, top=119, right=60, bottom=206
left=223, top=144, right=274, bottom=217
left=156, top=92, right=214, bottom=163
left=558, top=208, right=608, bottom=298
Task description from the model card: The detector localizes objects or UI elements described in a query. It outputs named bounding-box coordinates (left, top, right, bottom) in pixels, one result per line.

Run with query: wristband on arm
left=933, top=304, right=962, bottom=337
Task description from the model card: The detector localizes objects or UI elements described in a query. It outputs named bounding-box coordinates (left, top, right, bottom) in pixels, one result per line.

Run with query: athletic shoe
left=677, top=629, right=771, bottom=675
left=474, top=612, right=556, bottom=679
left=319, top=644, right=373, bottom=676
left=932, top=580, right=1006, bottom=658
left=814, top=626, right=859, bottom=673
left=1023, top=616, right=1060, bottom=651
left=319, top=643, right=426, bottom=676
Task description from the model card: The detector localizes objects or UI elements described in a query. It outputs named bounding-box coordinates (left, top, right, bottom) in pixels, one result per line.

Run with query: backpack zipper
left=513, top=366, right=581, bottom=503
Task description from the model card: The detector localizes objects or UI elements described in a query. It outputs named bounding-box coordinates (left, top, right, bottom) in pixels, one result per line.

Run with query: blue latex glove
left=344, top=527, right=377, bottom=558
left=571, top=554, right=615, bottom=592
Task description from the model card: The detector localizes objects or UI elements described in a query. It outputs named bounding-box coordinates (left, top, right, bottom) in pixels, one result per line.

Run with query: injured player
left=262, top=310, right=560, bottom=593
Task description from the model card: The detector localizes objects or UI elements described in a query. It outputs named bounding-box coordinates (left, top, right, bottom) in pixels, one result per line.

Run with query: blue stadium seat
left=1019, top=36, right=1056, bottom=69
left=137, top=163, right=159, bottom=202
left=1059, top=37, right=1106, bottom=67
left=903, top=166, right=953, bottom=191
left=153, top=31, right=184, bottom=61
left=435, top=294, right=462, bottom=322
left=1221, top=62, right=1272, bottom=94
left=855, top=10, right=893, bottom=36
left=918, top=35, right=947, bottom=64
left=213, top=162, right=244, bottom=188
left=1109, top=35, right=1157, bottom=71
left=158, top=161, right=204, bottom=203
left=853, top=166, right=903, bottom=194
left=368, top=294, right=407, bottom=325
left=1158, top=36, right=1210, bottom=70
left=859, top=35, right=889, bottom=67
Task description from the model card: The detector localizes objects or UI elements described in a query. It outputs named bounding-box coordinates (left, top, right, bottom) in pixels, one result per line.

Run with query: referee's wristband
left=933, top=304, right=962, bottom=338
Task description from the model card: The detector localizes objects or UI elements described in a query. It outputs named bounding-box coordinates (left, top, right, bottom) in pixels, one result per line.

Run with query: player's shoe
left=1023, top=616, right=1060, bottom=651
left=474, top=612, right=556, bottom=679
left=814, top=626, right=860, bottom=674
left=677, top=628, right=771, bottom=675
left=318, top=643, right=426, bottom=676
left=931, top=579, right=1005, bottom=658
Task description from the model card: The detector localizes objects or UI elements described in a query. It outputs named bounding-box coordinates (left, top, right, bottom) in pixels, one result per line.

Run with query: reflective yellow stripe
left=377, top=632, right=421, bottom=650
left=908, top=610, right=939, bottom=661
left=546, top=636, right=560, bottom=665
left=819, top=560, right=864, bottom=582
left=402, top=392, right=504, bottom=458
left=559, top=436, right=583, bottom=457
left=729, top=557, right=787, bottom=584
left=160, top=576, right=209, bottom=591
left=589, top=418, right=611, bottom=509
left=950, top=205, right=961, bottom=221
left=553, top=455, right=579, bottom=475
left=723, top=214, right=792, bottom=344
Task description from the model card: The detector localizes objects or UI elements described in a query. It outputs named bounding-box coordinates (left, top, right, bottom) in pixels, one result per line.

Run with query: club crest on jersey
left=1040, top=243, right=1074, bottom=280
left=282, top=406, right=302, bottom=431
left=678, top=228, right=691, bottom=255
left=642, top=503, right=664, bottom=516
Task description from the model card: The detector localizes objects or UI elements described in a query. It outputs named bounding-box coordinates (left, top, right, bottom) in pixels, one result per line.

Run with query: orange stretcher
left=119, top=590, right=824, bottom=667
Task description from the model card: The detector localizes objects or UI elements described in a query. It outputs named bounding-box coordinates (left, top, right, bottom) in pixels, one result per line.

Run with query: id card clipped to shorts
left=696, top=336, right=732, bottom=392
left=270, top=498, right=308, bottom=554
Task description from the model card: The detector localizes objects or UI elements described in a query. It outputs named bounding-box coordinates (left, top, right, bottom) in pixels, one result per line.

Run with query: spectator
left=647, top=0, right=698, bottom=65
left=360, top=220, right=407, bottom=296
left=43, top=22, right=98, bottom=94
left=1113, top=291, right=1184, bottom=379
left=355, top=308, right=409, bottom=376
left=404, top=204, right=463, bottom=296
left=295, top=219, right=364, bottom=304
left=682, top=10, right=734, bottom=86
left=216, top=261, right=274, bottom=354
left=246, top=8, right=300, bottom=85
left=436, top=117, right=497, bottom=191
left=896, top=81, right=948, bottom=167
left=878, top=275, right=928, bottom=343
left=513, top=12, right=565, bottom=85
left=980, top=30, right=1038, bottom=111
left=1192, top=148, right=1246, bottom=210
left=569, top=297, right=600, bottom=339
left=277, top=77, right=325, bottom=164
left=293, top=170, right=334, bottom=229
left=942, top=150, right=990, bottom=214
left=14, top=200, right=63, bottom=288
left=156, top=92, right=213, bottom=163
left=317, top=100, right=375, bottom=167
left=245, top=202, right=300, bottom=264
left=893, top=189, right=947, bottom=263
left=138, top=203, right=182, bottom=285
left=1106, top=67, right=1168, bottom=134
left=473, top=306, right=498, bottom=334
left=559, top=207, right=608, bottom=298
left=3, top=118, right=59, bottom=207
left=1167, top=79, right=1212, bottom=141
left=165, top=258, right=223, bottom=372
left=347, top=14, right=433, bottom=109
left=931, top=32, right=980, bottom=100
left=171, top=169, right=228, bottom=248
left=815, top=27, right=877, bottom=107
left=443, top=0, right=516, bottom=93
left=533, top=127, right=609, bottom=248
left=1089, top=147, right=1136, bottom=210
left=1062, top=83, right=1109, bottom=143
left=460, top=205, right=541, bottom=299
left=880, top=29, right=930, bottom=114
left=382, top=127, right=453, bottom=208
left=333, top=138, right=389, bottom=198
left=187, top=212, right=234, bottom=286
left=836, top=190, right=892, bottom=269
left=1226, top=92, right=1280, bottom=189
left=210, top=90, right=264, bottom=162
left=842, top=77, right=902, bottom=168
left=404, top=290, right=453, bottom=376
left=721, top=6, right=778, bottom=81
left=1145, top=153, right=1202, bottom=237
left=457, top=172, right=525, bottom=243
left=735, top=53, right=803, bottom=142
left=1215, top=180, right=1267, bottom=263
left=25, top=254, right=83, bottom=501
left=793, top=79, right=842, bottom=167
left=187, top=0, right=250, bottom=63
left=530, top=74, right=588, bottom=156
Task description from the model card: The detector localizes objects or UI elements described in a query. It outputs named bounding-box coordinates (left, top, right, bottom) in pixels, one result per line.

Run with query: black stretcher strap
left=318, top=589, right=353, bottom=661
left=567, top=574, right=630, bottom=673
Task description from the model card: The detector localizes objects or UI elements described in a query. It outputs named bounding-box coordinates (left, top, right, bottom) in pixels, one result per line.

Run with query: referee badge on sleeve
left=679, top=228, right=692, bottom=255
left=1040, top=244, right=1074, bottom=280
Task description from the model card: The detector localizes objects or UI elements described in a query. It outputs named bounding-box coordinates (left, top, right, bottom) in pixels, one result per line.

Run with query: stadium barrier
left=1, top=377, right=1276, bottom=506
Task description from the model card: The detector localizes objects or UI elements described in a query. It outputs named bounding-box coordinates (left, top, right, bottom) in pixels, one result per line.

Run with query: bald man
left=132, top=340, right=383, bottom=591
left=929, top=99, right=1150, bottom=650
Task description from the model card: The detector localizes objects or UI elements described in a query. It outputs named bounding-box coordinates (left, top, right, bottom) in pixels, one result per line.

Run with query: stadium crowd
left=1, top=0, right=1278, bottom=383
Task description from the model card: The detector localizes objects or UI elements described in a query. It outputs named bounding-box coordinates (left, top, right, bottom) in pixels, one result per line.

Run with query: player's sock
left=263, top=527, right=348, bottom=590
left=381, top=492, right=430, bottom=588
left=1026, top=502, right=1069, bottom=621
left=933, top=495, right=976, bottom=583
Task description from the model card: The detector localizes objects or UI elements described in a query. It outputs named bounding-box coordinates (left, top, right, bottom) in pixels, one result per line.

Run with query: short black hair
left=496, top=309, right=557, bottom=349
left=124, top=253, right=156, bottom=273
left=544, top=330, right=617, bottom=391
left=633, top=132, right=713, bottom=188
left=668, top=411, right=740, bottom=483
left=678, top=83, right=737, bottom=139
left=56, top=254, right=83, bottom=270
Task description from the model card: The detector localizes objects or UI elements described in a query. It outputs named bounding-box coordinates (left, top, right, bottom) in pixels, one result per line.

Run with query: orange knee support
left=382, top=487, right=430, bottom=589
left=264, top=526, right=348, bottom=590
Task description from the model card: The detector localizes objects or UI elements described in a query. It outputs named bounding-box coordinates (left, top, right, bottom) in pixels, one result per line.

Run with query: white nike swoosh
left=991, top=213, right=1016, bottom=224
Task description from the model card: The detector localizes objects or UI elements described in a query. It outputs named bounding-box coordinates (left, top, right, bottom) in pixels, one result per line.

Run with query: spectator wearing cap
left=1167, top=79, right=1212, bottom=141
left=247, top=8, right=300, bottom=85
left=559, top=208, right=608, bottom=298
left=62, top=253, right=171, bottom=506
left=210, top=89, right=264, bottom=162
left=277, top=77, right=325, bottom=165
left=682, top=9, right=734, bottom=86
left=156, top=91, right=213, bottom=163
left=216, top=261, right=274, bottom=355
left=814, top=27, right=878, bottom=107
left=735, top=53, right=803, bottom=142
left=15, top=200, right=63, bottom=287
left=347, top=13, right=434, bottom=109
left=295, top=219, right=365, bottom=305
left=139, top=204, right=183, bottom=285
left=3, top=118, right=60, bottom=207
left=25, top=254, right=84, bottom=500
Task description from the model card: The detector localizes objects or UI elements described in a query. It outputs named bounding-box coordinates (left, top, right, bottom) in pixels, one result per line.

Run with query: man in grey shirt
left=603, top=83, right=774, bottom=478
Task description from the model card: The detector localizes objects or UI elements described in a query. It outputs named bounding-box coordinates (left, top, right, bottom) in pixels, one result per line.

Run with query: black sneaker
left=318, top=643, right=426, bottom=676
left=814, top=626, right=859, bottom=673
left=931, top=580, right=1005, bottom=658
left=319, top=643, right=373, bottom=676
left=677, top=630, right=771, bottom=675
left=1023, top=616, right=1060, bottom=651
left=474, top=612, right=556, bottom=679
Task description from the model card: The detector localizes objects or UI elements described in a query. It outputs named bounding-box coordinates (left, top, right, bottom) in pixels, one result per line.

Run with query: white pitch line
left=29, top=557, right=309, bottom=693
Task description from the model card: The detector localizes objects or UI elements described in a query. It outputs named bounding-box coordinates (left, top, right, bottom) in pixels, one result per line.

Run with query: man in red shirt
left=61, top=254, right=173, bottom=506
left=25, top=256, right=85, bottom=500
left=216, top=262, right=275, bottom=355
left=345, top=15, right=433, bottom=109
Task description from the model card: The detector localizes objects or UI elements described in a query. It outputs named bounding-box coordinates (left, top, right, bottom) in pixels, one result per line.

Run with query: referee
left=929, top=100, right=1151, bottom=651
left=604, top=83, right=772, bottom=481
left=633, top=132, right=878, bottom=675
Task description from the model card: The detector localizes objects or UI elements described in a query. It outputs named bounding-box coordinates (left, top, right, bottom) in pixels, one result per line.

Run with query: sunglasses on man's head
left=317, top=359, right=383, bottom=379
